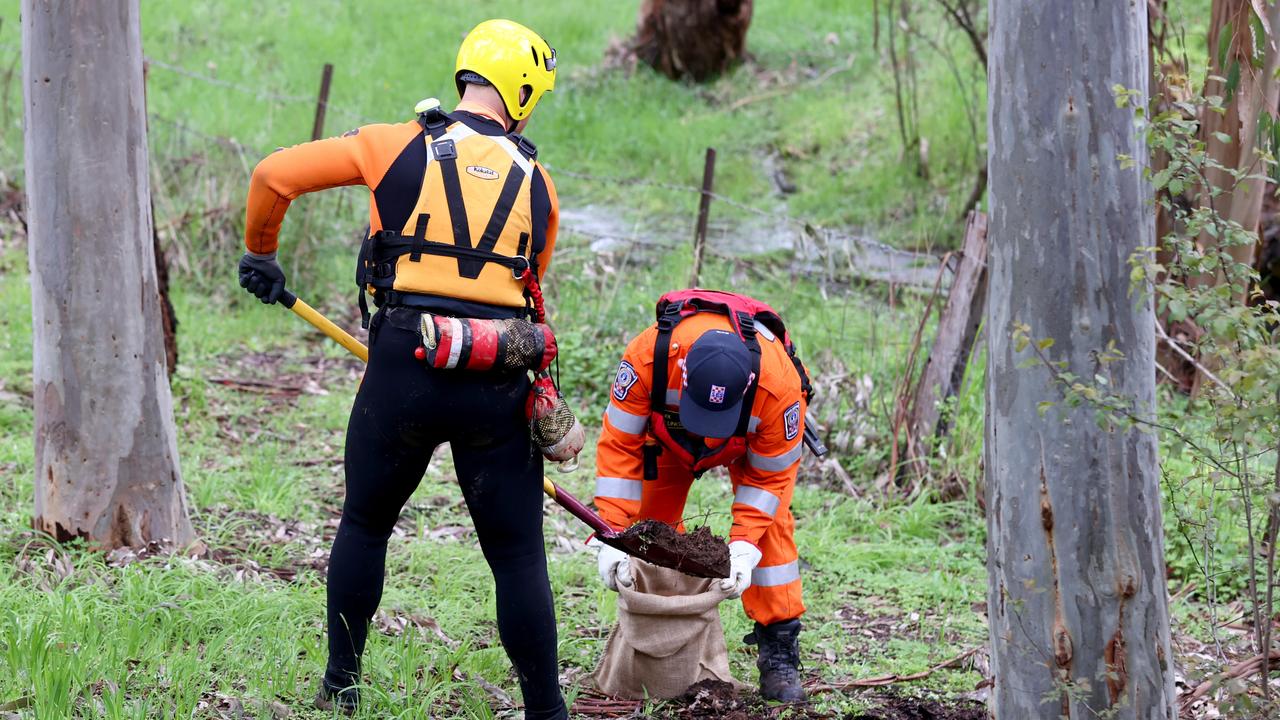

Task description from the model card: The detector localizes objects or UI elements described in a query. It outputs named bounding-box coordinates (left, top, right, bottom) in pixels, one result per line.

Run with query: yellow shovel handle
left=281, top=290, right=368, bottom=363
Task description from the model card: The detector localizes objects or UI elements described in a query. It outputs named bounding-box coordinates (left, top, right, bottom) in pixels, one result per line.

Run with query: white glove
left=588, top=536, right=633, bottom=591
left=720, top=541, right=763, bottom=598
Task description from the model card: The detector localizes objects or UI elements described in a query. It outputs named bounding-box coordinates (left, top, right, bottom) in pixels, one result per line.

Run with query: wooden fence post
left=689, top=147, right=717, bottom=288
left=311, top=63, right=334, bottom=141
left=904, top=210, right=989, bottom=465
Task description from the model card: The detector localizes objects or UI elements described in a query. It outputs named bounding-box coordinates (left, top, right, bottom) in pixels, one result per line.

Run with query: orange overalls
left=594, top=313, right=806, bottom=625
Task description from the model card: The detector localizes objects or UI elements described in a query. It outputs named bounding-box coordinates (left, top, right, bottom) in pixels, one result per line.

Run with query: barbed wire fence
left=0, top=44, right=951, bottom=290
left=0, top=41, right=961, bottom=473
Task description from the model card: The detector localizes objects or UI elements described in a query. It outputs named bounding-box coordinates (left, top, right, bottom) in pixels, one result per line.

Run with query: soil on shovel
left=621, top=520, right=731, bottom=578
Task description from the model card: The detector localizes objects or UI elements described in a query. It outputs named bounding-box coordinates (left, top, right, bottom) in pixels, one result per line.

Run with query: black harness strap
left=356, top=231, right=376, bottom=328
left=508, top=131, right=538, bottom=161
left=644, top=303, right=683, bottom=480
left=409, top=213, right=429, bottom=262
left=650, top=302, right=683, bottom=414
left=418, top=109, right=473, bottom=276
left=733, top=311, right=762, bottom=437
left=367, top=229, right=528, bottom=272
left=462, top=160, right=526, bottom=279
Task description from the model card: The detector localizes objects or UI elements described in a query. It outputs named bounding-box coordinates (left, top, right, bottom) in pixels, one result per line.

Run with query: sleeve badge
left=613, top=361, right=639, bottom=401
left=784, top=401, right=802, bottom=441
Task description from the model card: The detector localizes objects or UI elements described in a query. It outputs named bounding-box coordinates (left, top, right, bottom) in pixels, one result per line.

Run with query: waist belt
left=356, top=224, right=533, bottom=326
left=379, top=290, right=526, bottom=320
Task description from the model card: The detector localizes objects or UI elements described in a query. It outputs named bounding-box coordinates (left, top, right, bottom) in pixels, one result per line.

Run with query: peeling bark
left=23, top=0, right=194, bottom=548
left=1195, top=0, right=1280, bottom=297
left=986, top=1, right=1175, bottom=718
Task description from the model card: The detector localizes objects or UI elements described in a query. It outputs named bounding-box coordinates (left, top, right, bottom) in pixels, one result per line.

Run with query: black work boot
left=314, top=680, right=359, bottom=716
left=744, top=619, right=806, bottom=702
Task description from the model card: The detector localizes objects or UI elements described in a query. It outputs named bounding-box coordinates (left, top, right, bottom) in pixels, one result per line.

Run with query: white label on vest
left=466, top=165, right=500, bottom=180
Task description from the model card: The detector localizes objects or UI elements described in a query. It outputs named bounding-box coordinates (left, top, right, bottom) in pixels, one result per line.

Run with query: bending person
left=590, top=291, right=813, bottom=703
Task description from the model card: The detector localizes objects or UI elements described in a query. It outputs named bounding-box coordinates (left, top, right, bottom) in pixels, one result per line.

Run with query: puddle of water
left=559, top=205, right=950, bottom=288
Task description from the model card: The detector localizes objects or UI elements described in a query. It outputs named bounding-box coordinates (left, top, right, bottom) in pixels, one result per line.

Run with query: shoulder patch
left=784, top=401, right=802, bottom=441
left=613, top=361, right=639, bottom=402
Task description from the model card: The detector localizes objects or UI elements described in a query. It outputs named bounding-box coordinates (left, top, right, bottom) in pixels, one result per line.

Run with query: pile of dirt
left=670, top=679, right=829, bottom=720
left=850, top=694, right=987, bottom=720
left=620, top=520, right=731, bottom=578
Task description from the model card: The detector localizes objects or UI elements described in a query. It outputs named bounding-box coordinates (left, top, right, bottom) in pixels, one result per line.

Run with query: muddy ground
left=569, top=680, right=987, bottom=719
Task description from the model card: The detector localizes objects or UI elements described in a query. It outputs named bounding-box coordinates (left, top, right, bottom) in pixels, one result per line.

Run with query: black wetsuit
left=323, top=305, right=565, bottom=719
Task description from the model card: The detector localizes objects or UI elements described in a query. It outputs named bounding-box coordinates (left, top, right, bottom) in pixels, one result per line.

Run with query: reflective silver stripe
left=752, top=560, right=800, bottom=587
left=595, top=476, right=643, bottom=501
left=445, top=317, right=464, bottom=368
left=733, top=485, right=780, bottom=516
left=748, top=416, right=762, bottom=433
left=747, top=442, right=803, bottom=472
left=491, top=135, right=535, bottom=176
left=752, top=319, right=777, bottom=342
left=423, top=125, right=534, bottom=180
left=605, top=404, right=648, bottom=435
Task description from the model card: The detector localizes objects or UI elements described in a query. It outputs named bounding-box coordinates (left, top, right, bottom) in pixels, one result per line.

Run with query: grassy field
left=0, top=2, right=990, bottom=716
left=1, top=1, right=1258, bottom=718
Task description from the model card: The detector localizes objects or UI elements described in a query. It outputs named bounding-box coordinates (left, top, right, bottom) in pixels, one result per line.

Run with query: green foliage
left=0, top=0, right=1000, bottom=713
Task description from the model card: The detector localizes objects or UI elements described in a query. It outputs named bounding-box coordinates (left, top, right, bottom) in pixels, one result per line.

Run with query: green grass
left=0, top=239, right=986, bottom=717
left=0, top=0, right=983, bottom=249
left=0, top=1, right=994, bottom=713
left=0, top=0, right=1178, bottom=717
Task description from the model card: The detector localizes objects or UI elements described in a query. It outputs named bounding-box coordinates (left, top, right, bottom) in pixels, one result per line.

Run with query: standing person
left=235, top=20, right=569, bottom=719
left=590, top=291, right=813, bottom=702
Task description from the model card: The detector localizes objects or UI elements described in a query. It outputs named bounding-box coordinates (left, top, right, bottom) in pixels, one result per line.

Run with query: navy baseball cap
left=679, top=330, right=754, bottom=439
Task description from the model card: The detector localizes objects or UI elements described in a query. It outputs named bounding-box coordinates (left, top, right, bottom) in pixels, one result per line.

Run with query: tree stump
left=623, top=0, right=753, bottom=82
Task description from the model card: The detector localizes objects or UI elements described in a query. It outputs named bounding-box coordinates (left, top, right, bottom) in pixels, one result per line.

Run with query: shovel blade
left=597, top=532, right=729, bottom=579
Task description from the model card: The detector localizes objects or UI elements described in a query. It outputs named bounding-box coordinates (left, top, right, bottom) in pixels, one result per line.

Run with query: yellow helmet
left=455, top=19, right=557, bottom=122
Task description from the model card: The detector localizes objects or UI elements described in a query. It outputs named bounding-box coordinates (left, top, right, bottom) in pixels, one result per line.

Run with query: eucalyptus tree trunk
left=986, top=2, right=1173, bottom=718
left=23, top=0, right=193, bottom=547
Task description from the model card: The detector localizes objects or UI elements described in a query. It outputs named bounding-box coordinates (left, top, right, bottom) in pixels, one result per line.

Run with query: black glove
left=238, top=252, right=287, bottom=304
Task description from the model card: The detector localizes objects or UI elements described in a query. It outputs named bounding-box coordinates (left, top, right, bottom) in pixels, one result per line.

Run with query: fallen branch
left=1178, top=649, right=1280, bottom=712
left=725, top=56, right=857, bottom=112
left=569, top=694, right=642, bottom=718
left=807, top=645, right=981, bottom=692
left=1154, top=321, right=1233, bottom=397
left=207, top=377, right=303, bottom=396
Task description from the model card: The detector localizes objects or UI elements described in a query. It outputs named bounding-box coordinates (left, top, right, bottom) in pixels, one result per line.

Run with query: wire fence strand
left=145, top=57, right=316, bottom=106
left=145, top=57, right=381, bottom=129
left=543, top=165, right=927, bottom=261
left=6, top=42, right=946, bottom=282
